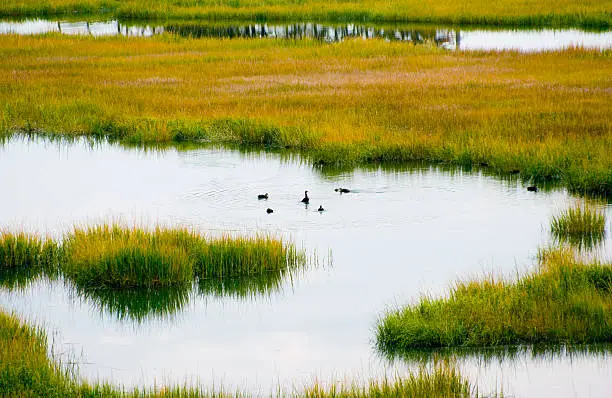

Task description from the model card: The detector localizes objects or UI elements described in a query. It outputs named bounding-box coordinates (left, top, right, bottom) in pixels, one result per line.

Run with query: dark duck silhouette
left=527, top=186, right=538, bottom=192
left=266, top=208, right=274, bottom=214
left=301, top=190, right=309, bottom=204
left=334, top=188, right=350, bottom=193
left=258, top=193, right=269, bottom=200
left=318, top=205, right=324, bottom=212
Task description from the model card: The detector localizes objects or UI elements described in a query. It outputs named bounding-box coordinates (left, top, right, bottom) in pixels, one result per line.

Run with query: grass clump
left=376, top=247, right=612, bottom=357
left=551, top=203, right=606, bottom=244
left=62, top=225, right=196, bottom=289
left=60, top=224, right=304, bottom=290
left=0, top=231, right=60, bottom=288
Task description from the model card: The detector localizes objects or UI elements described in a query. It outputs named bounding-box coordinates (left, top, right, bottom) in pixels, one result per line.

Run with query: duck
left=334, top=188, right=350, bottom=193
left=266, top=208, right=274, bottom=214
left=318, top=205, right=324, bottom=212
left=301, top=190, right=309, bottom=204
left=527, top=186, right=538, bottom=192
left=257, top=193, right=269, bottom=200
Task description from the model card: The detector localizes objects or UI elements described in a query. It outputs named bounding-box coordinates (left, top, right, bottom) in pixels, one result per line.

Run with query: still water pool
left=0, top=137, right=610, bottom=396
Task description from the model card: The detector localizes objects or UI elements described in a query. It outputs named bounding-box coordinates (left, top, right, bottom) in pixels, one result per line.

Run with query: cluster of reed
left=0, top=231, right=61, bottom=288
left=551, top=203, right=607, bottom=247
left=1, top=36, right=610, bottom=195
left=0, top=0, right=610, bottom=28
left=1, top=224, right=304, bottom=290
left=376, top=247, right=612, bottom=357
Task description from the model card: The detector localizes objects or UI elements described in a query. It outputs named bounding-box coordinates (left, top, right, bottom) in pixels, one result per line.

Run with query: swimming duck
left=266, top=208, right=274, bottom=214
left=258, top=193, right=269, bottom=200
left=527, top=186, right=538, bottom=192
left=318, top=205, right=324, bottom=212
left=334, top=188, right=350, bottom=193
left=301, top=190, right=309, bottom=204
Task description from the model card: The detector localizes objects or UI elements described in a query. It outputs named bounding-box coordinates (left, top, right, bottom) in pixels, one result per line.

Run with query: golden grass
left=0, top=35, right=611, bottom=194
left=0, top=0, right=610, bottom=28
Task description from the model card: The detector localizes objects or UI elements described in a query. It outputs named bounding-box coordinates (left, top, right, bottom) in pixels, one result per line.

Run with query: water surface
left=0, top=138, right=611, bottom=396
left=1, top=19, right=611, bottom=51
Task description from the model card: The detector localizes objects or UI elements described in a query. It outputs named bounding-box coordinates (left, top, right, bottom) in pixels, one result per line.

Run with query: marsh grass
left=0, top=311, right=72, bottom=397
left=62, top=225, right=196, bottom=289
left=376, top=247, right=612, bottom=357
left=302, top=360, right=472, bottom=397
left=0, top=0, right=609, bottom=28
left=1, top=36, right=610, bottom=195
left=60, top=224, right=304, bottom=289
left=0, top=231, right=60, bottom=288
left=1, top=309, right=476, bottom=397
left=551, top=203, right=607, bottom=247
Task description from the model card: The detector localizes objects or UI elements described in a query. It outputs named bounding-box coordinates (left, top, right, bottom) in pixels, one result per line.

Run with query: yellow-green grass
left=0, top=0, right=611, bottom=28
left=0, top=309, right=476, bottom=397
left=61, top=224, right=303, bottom=289
left=551, top=203, right=607, bottom=241
left=0, top=231, right=60, bottom=289
left=376, top=247, right=612, bottom=357
left=1, top=35, right=610, bottom=195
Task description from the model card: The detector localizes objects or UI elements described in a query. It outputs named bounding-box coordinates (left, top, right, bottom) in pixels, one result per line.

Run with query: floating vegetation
left=376, top=247, right=612, bottom=357
left=551, top=203, right=607, bottom=249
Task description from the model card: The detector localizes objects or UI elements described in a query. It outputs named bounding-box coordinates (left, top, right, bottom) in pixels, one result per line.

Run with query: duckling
left=301, top=190, right=309, bottom=204
left=257, top=193, right=269, bottom=200
left=266, top=208, right=274, bottom=214
left=318, top=205, right=324, bottom=212
left=527, top=186, right=538, bottom=192
left=334, top=188, right=350, bottom=193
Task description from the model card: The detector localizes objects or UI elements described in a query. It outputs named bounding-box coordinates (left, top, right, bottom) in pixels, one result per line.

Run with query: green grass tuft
left=551, top=203, right=607, bottom=244
left=376, top=247, right=612, bottom=357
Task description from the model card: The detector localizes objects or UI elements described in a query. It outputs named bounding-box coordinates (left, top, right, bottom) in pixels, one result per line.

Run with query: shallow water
left=1, top=19, right=611, bottom=51
left=0, top=137, right=611, bottom=396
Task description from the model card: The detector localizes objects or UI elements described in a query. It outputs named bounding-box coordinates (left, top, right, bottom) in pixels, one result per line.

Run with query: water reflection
left=1, top=19, right=611, bottom=51
left=387, top=344, right=612, bottom=365
left=197, top=269, right=296, bottom=300
left=75, top=284, right=192, bottom=323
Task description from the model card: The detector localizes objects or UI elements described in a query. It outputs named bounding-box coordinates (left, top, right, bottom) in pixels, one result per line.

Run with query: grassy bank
left=0, top=0, right=610, bottom=28
left=0, top=310, right=475, bottom=397
left=0, top=231, right=60, bottom=288
left=1, top=35, right=610, bottom=196
left=376, top=247, right=612, bottom=356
